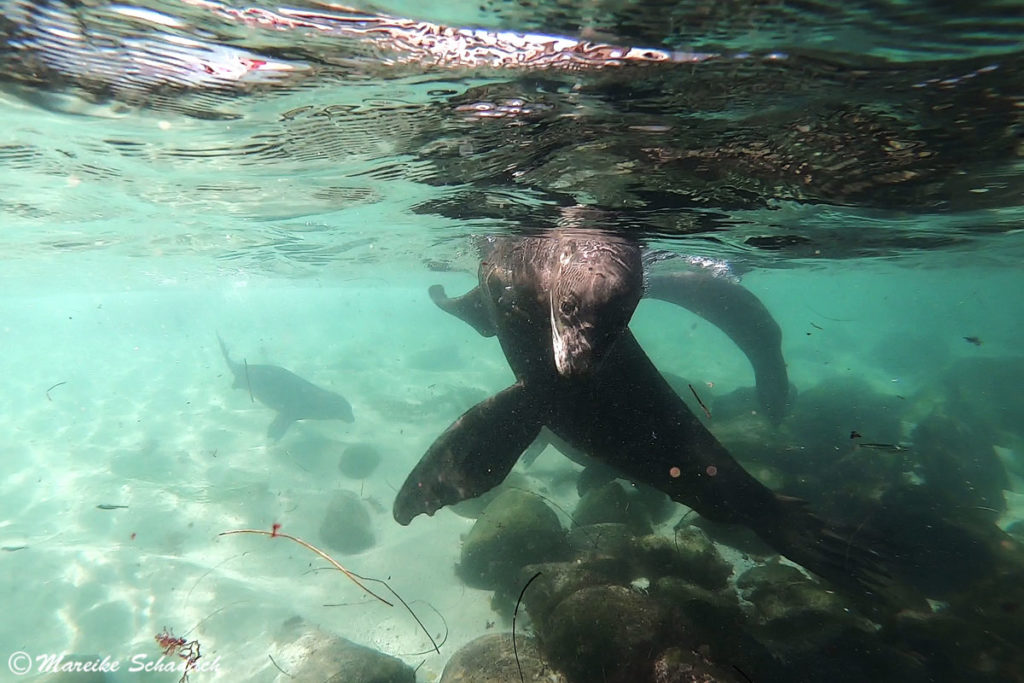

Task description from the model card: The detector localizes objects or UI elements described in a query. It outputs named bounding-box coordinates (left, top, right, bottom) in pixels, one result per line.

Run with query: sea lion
left=434, top=246, right=791, bottom=422
left=217, top=335, right=354, bottom=440
left=394, top=231, right=886, bottom=595
left=431, top=231, right=643, bottom=379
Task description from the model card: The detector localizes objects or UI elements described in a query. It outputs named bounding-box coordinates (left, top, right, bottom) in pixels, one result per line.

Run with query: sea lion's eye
left=560, top=300, right=577, bottom=317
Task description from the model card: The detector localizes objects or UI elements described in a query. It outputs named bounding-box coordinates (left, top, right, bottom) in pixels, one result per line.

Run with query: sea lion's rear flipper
left=646, top=272, right=791, bottom=424
left=429, top=285, right=497, bottom=337
left=267, top=413, right=295, bottom=441
left=764, top=494, right=904, bottom=604
left=394, top=382, right=544, bottom=525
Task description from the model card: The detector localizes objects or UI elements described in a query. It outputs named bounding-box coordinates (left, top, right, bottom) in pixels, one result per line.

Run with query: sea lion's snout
left=548, top=234, right=644, bottom=378
left=551, top=318, right=596, bottom=377
left=550, top=289, right=599, bottom=377
left=550, top=288, right=632, bottom=378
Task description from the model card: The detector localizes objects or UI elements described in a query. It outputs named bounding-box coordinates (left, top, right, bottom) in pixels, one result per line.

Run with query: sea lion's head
left=549, top=235, right=643, bottom=377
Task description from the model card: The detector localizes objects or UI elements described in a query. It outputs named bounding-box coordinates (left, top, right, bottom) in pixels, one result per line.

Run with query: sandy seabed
left=0, top=275, right=520, bottom=681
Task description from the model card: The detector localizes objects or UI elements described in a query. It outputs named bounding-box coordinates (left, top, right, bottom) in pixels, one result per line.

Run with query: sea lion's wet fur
left=217, top=335, right=354, bottom=440
left=395, top=232, right=889, bottom=597
left=547, top=236, right=643, bottom=376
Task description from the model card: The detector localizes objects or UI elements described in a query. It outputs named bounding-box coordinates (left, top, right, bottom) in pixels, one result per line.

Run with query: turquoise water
left=1, top=2, right=1023, bottom=682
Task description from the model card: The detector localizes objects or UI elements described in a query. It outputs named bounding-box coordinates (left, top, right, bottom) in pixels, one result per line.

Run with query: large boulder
left=319, top=490, right=375, bottom=554
left=631, top=527, right=733, bottom=590
left=283, top=631, right=414, bottom=683
left=458, top=489, right=568, bottom=591
left=543, top=585, right=669, bottom=683
left=440, top=633, right=566, bottom=683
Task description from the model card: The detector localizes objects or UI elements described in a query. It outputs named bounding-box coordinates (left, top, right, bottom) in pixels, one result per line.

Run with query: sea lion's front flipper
left=267, top=413, right=295, bottom=441
left=394, top=382, right=544, bottom=525
left=429, top=285, right=497, bottom=337
left=646, top=272, right=791, bottom=424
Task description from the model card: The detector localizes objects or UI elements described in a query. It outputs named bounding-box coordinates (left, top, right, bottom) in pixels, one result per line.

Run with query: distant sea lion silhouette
left=217, top=335, right=354, bottom=440
left=394, top=231, right=888, bottom=596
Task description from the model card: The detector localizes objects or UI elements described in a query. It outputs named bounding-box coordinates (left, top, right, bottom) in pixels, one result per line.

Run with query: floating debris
left=688, top=383, right=712, bottom=420
left=45, top=380, right=67, bottom=401
left=856, top=443, right=910, bottom=453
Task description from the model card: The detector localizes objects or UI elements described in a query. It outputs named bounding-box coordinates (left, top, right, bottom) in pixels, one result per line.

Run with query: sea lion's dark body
left=217, top=335, right=354, bottom=440
left=395, top=232, right=883, bottom=593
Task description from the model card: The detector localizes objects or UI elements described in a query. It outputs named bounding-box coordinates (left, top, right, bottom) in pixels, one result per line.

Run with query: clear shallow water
left=1, top=2, right=1023, bottom=682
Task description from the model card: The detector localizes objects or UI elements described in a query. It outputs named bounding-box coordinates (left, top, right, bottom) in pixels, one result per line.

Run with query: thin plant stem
left=220, top=528, right=441, bottom=654
left=219, top=529, right=392, bottom=606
